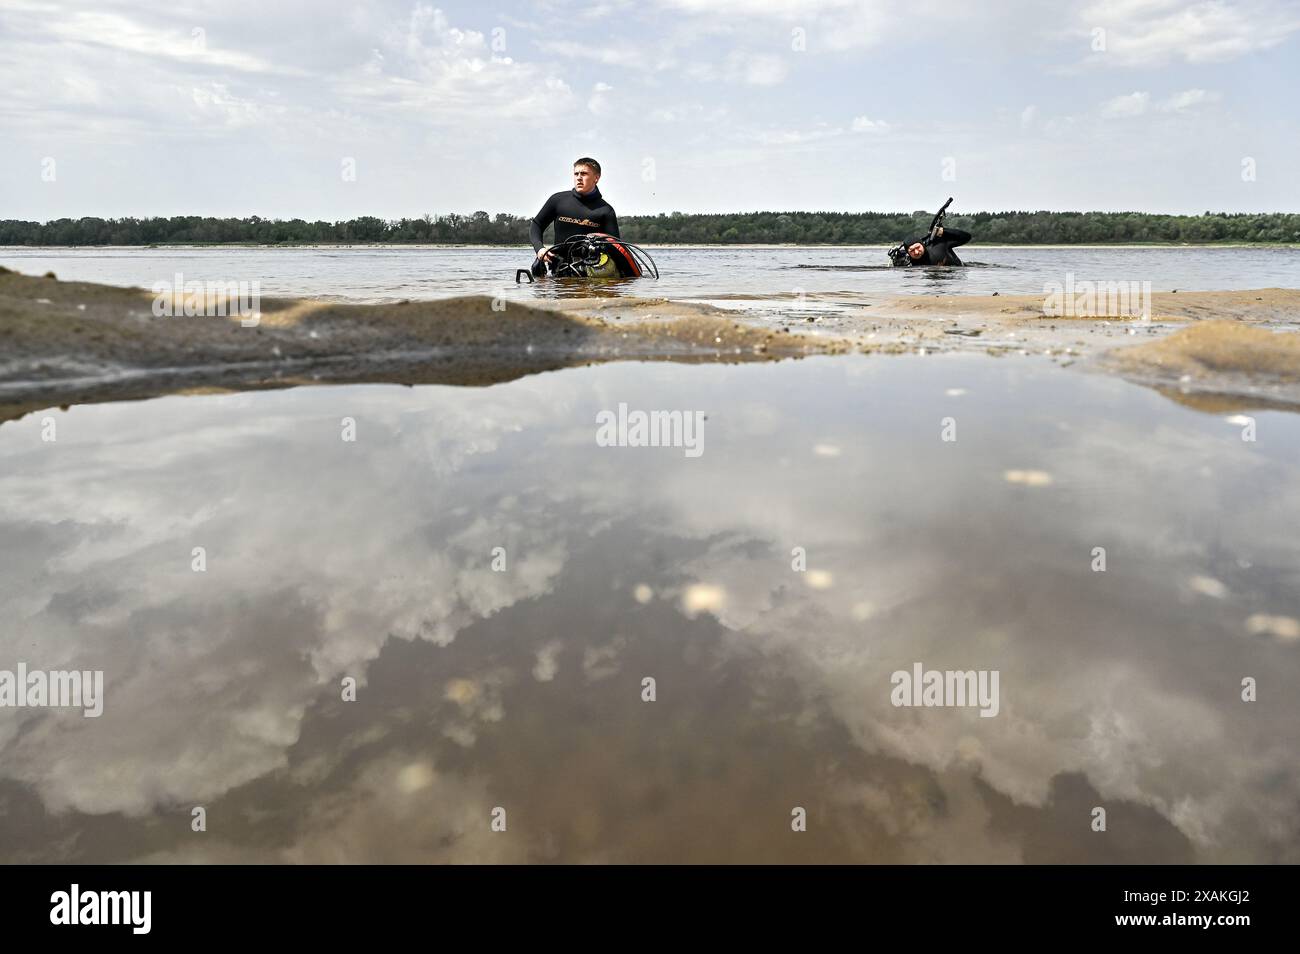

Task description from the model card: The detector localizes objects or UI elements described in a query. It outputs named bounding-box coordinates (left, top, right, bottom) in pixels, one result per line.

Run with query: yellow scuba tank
left=585, top=252, right=619, bottom=278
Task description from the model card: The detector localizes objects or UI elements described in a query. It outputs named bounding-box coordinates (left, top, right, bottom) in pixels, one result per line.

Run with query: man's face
left=573, top=165, right=599, bottom=194
left=907, top=243, right=925, bottom=260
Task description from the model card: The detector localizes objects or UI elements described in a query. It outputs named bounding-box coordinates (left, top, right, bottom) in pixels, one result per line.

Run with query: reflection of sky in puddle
left=1, top=356, right=1297, bottom=863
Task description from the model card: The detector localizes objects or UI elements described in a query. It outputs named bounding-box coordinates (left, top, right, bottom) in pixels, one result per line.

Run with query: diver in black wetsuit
left=529, top=158, right=620, bottom=277
left=901, top=225, right=972, bottom=266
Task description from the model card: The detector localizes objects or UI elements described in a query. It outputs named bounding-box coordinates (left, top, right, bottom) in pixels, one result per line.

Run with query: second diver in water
left=897, top=224, right=972, bottom=266
left=889, top=197, right=971, bottom=266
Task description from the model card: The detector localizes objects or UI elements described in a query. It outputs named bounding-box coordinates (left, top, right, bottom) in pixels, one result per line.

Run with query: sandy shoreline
left=3, top=266, right=1299, bottom=422
left=0, top=268, right=852, bottom=422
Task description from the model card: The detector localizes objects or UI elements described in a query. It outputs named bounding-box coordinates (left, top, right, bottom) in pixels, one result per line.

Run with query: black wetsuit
left=529, top=188, right=620, bottom=269
left=907, top=227, right=971, bottom=266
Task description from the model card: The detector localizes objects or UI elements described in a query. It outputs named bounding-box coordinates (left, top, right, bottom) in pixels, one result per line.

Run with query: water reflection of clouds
left=0, top=357, right=1297, bottom=861
left=643, top=361, right=1300, bottom=861
left=0, top=383, right=576, bottom=817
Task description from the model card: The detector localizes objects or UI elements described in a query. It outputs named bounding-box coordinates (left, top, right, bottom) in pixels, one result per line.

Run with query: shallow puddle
left=1, top=355, right=1297, bottom=862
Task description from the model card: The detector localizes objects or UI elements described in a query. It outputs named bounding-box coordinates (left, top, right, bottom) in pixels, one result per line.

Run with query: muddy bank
left=1096, top=320, right=1300, bottom=411
left=0, top=269, right=850, bottom=422
left=550, top=287, right=1300, bottom=353
left=870, top=287, right=1299, bottom=323
left=3, top=267, right=1299, bottom=421
left=888, top=288, right=1300, bottom=408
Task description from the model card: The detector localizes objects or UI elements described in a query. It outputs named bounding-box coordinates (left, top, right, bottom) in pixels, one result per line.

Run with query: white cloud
left=188, top=83, right=283, bottom=129
left=0, top=2, right=576, bottom=142
left=732, top=52, right=788, bottom=86
left=1100, top=88, right=1222, bottom=118
left=1079, top=0, right=1300, bottom=65
left=587, top=81, right=614, bottom=114
left=338, top=4, right=574, bottom=123
left=663, top=0, right=865, bottom=15
left=1101, top=90, right=1151, bottom=117
left=649, top=103, right=727, bottom=124
left=45, top=10, right=292, bottom=75
left=1159, top=87, right=1221, bottom=111
left=851, top=115, right=889, bottom=133
left=0, top=0, right=1294, bottom=216
left=755, top=126, right=843, bottom=145
left=660, top=0, right=893, bottom=49
left=538, top=38, right=676, bottom=72
left=751, top=115, right=889, bottom=145
left=685, top=50, right=790, bottom=86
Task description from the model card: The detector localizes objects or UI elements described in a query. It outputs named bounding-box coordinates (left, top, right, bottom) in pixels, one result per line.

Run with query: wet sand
left=3, top=267, right=1300, bottom=421
left=0, top=268, right=848, bottom=423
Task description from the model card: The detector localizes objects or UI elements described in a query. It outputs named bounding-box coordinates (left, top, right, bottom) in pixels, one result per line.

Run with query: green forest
left=2, top=210, right=1298, bottom=246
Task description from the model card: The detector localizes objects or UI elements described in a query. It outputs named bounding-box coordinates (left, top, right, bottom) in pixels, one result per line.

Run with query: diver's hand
left=535, top=248, right=554, bottom=262
left=935, top=227, right=944, bottom=238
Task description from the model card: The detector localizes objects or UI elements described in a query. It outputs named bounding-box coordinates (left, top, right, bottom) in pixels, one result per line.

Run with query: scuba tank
left=517, top=233, right=659, bottom=282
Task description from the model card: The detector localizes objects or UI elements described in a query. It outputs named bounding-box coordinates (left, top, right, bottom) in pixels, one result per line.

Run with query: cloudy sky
left=2, top=0, right=1299, bottom=219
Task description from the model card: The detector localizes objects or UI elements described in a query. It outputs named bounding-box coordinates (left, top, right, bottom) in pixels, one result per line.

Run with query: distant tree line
left=2, top=210, right=1298, bottom=246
